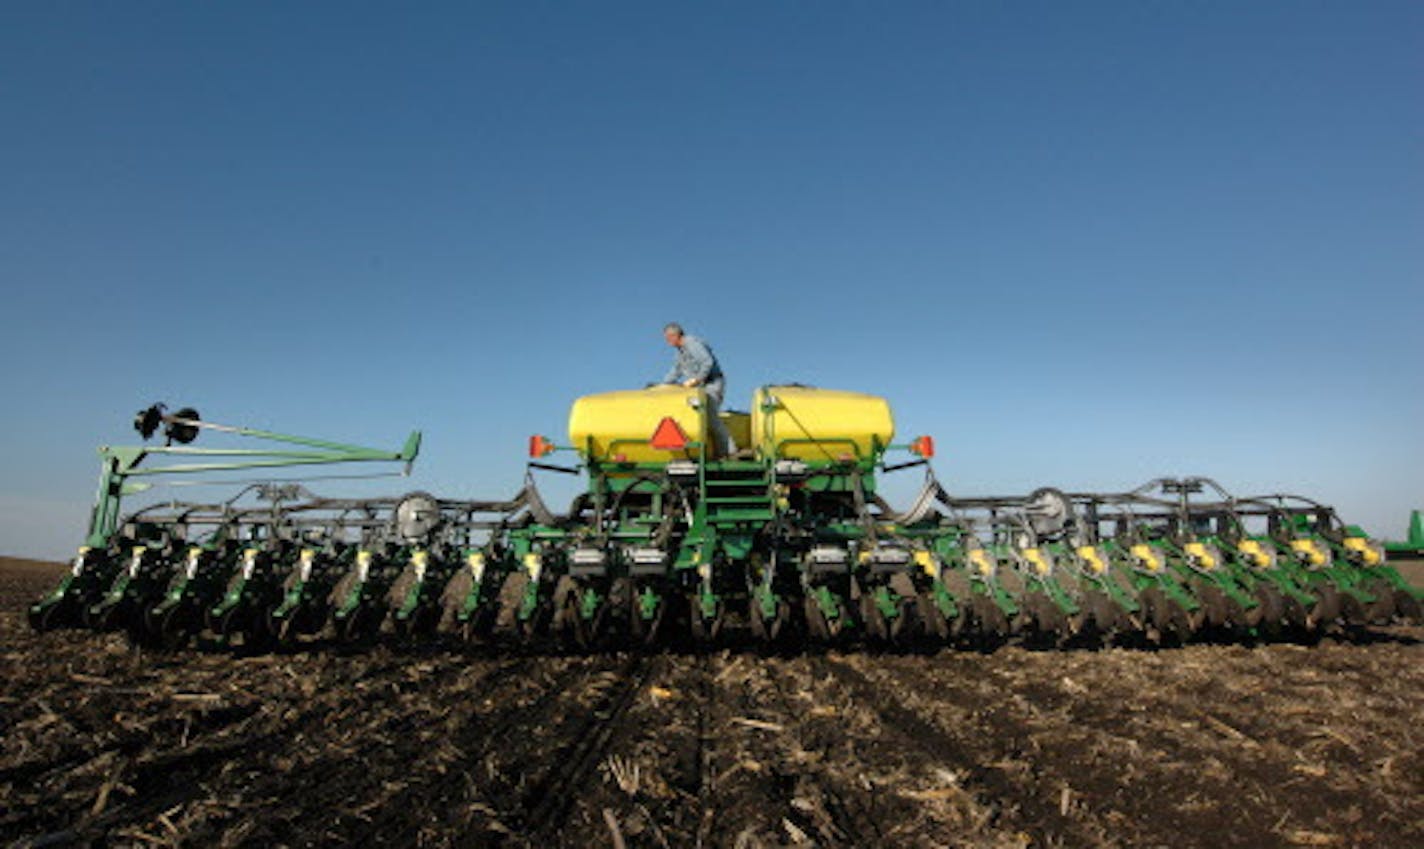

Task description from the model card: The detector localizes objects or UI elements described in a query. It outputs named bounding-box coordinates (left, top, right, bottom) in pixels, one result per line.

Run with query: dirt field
left=2, top=556, right=1422, bottom=848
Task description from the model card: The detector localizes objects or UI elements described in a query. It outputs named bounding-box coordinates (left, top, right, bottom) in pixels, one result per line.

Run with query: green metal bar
left=811, top=584, right=844, bottom=622
left=874, top=585, right=899, bottom=620
left=397, top=575, right=424, bottom=620
left=334, top=579, right=365, bottom=618
left=1086, top=573, right=1140, bottom=613
left=579, top=586, right=601, bottom=621
left=459, top=578, right=486, bottom=619
left=1029, top=575, right=1081, bottom=616
left=699, top=588, right=719, bottom=620
left=1265, top=569, right=1318, bottom=607
left=970, top=576, right=1018, bottom=617
left=273, top=581, right=305, bottom=618
left=754, top=580, right=779, bottom=621
left=1206, top=571, right=1256, bottom=610
left=930, top=580, right=958, bottom=620
left=121, top=455, right=409, bottom=476
left=82, top=425, right=420, bottom=548
left=184, top=421, right=418, bottom=457
left=638, top=586, right=659, bottom=621
left=1157, top=575, right=1201, bottom=612
left=130, top=446, right=397, bottom=460
left=518, top=580, right=540, bottom=622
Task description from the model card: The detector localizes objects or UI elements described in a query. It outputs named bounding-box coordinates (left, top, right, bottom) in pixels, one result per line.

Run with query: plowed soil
left=3, top=556, right=1422, bottom=848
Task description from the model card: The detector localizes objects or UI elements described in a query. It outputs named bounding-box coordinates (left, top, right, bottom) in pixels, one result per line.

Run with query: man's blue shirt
left=663, top=335, right=724, bottom=385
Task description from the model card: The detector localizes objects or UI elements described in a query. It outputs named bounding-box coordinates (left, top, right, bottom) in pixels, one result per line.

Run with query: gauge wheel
left=860, top=591, right=890, bottom=642
left=1393, top=588, right=1422, bottom=623
left=969, top=592, right=1009, bottom=640
left=1192, top=581, right=1233, bottom=630
left=688, top=595, right=723, bottom=645
left=628, top=585, right=666, bottom=647
left=1307, top=583, right=1342, bottom=628
left=1363, top=579, right=1396, bottom=624
left=552, top=575, right=587, bottom=647
left=1090, top=590, right=1125, bottom=642
left=802, top=595, right=833, bottom=641
left=495, top=570, right=532, bottom=638
left=29, top=601, right=65, bottom=632
left=437, top=569, right=474, bottom=634
left=1023, top=593, right=1067, bottom=639
left=918, top=589, right=951, bottom=641
left=91, top=602, right=124, bottom=633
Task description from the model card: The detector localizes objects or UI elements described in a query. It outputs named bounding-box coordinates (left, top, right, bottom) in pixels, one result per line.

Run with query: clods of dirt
left=3, top=557, right=1421, bottom=848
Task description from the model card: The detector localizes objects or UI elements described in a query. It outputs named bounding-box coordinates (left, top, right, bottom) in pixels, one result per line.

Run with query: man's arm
left=662, top=359, right=681, bottom=384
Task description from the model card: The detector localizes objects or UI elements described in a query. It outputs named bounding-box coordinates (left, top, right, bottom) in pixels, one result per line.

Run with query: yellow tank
left=752, top=385, right=894, bottom=462
left=568, top=386, right=709, bottom=463
left=720, top=410, right=751, bottom=452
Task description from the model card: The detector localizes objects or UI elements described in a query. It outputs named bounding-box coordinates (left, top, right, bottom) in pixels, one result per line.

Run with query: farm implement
left=30, top=391, right=1423, bottom=648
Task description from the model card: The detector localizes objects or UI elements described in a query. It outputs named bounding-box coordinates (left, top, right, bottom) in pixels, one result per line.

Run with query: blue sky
left=2, top=2, right=1421, bottom=559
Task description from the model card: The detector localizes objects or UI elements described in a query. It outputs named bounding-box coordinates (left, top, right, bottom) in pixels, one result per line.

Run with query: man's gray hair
left=663, top=322, right=684, bottom=336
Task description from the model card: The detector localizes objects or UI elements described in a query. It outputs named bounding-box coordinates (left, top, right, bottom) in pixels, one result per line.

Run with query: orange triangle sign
left=650, top=416, right=690, bottom=451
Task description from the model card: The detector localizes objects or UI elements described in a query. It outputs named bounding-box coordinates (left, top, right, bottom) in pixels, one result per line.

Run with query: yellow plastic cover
left=751, top=385, right=894, bottom=461
left=568, top=386, right=708, bottom=463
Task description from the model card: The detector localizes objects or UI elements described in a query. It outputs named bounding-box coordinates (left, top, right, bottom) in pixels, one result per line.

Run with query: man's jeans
left=703, top=378, right=736, bottom=456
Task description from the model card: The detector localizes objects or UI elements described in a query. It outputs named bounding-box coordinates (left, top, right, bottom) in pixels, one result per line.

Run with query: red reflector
left=911, top=435, right=935, bottom=458
left=529, top=435, right=554, bottom=458
left=650, top=417, right=690, bottom=450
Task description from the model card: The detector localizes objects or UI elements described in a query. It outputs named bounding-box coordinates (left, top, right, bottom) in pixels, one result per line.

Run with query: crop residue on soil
left=2, top=556, right=1422, bottom=848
